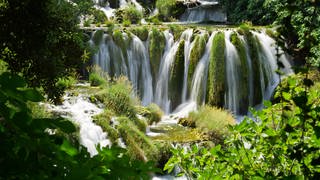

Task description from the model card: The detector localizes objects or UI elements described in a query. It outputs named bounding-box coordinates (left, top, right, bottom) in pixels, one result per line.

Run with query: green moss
left=94, top=77, right=137, bottom=119
left=186, top=105, right=235, bottom=143
left=245, top=32, right=263, bottom=105
left=92, top=30, right=104, bottom=45
left=230, top=33, right=249, bottom=114
left=112, top=30, right=129, bottom=68
left=93, top=110, right=120, bottom=143
left=188, top=34, right=207, bottom=91
left=168, top=24, right=184, bottom=41
left=206, top=32, right=226, bottom=107
left=117, top=117, right=158, bottom=161
left=131, top=26, right=149, bottom=41
left=136, top=103, right=163, bottom=125
left=149, top=28, right=166, bottom=84
left=169, top=40, right=185, bottom=109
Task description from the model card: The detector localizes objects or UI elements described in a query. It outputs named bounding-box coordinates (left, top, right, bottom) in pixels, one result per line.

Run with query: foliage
left=137, top=103, right=164, bottom=125
left=94, top=76, right=138, bottom=119
left=117, top=117, right=158, bottom=162
left=89, top=72, right=107, bottom=86
left=165, top=72, right=320, bottom=179
left=264, top=0, right=320, bottom=67
left=116, top=5, right=143, bottom=24
left=156, top=0, right=185, bottom=21
left=131, top=26, right=149, bottom=41
left=220, top=0, right=275, bottom=25
left=0, top=0, right=90, bottom=103
left=56, top=75, right=77, bottom=90
left=187, top=106, right=235, bottom=135
left=0, top=72, right=156, bottom=179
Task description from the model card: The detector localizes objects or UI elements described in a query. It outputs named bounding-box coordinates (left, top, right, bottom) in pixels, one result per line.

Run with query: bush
left=89, top=72, right=107, bottom=86
left=137, top=103, right=163, bottom=125
left=121, top=5, right=143, bottom=24
left=187, top=106, right=235, bottom=136
left=165, top=71, right=320, bottom=179
left=94, top=76, right=138, bottom=119
left=122, top=19, right=131, bottom=27
left=56, top=76, right=77, bottom=90
left=156, top=0, right=185, bottom=21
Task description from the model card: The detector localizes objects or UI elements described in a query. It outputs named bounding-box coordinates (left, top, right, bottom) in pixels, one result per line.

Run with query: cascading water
left=224, top=31, right=241, bottom=114
left=90, top=28, right=292, bottom=116
left=154, top=31, right=179, bottom=113
left=189, top=32, right=215, bottom=104
left=47, top=92, right=111, bottom=157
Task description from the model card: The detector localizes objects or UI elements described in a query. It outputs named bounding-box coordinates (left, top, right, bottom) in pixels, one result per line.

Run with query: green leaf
left=265, top=128, right=277, bottom=137
left=282, top=92, right=291, bottom=101
left=20, top=89, right=44, bottom=102
left=52, top=118, right=77, bottom=133
left=60, top=139, right=78, bottom=156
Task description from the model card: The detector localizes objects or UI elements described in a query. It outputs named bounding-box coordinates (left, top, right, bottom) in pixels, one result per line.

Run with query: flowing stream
left=47, top=89, right=111, bottom=157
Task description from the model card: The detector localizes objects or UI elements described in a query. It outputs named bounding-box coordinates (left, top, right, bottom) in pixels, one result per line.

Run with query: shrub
left=187, top=106, right=235, bottom=136
left=131, top=26, right=149, bottom=41
left=137, top=103, right=163, bottom=125
left=122, top=5, right=143, bottom=24
left=122, top=19, right=131, bottom=27
left=165, top=72, right=320, bottom=179
left=56, top=76, right=77, bottom=90
left=89, top=72, right=107, bottom=86
left=94, top=76, right=138, bottom=118
left=156, top=0, right=184, bottom=21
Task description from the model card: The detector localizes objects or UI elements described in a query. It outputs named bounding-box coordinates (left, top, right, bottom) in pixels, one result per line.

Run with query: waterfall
left=189, top=32, right=215, bottom=104
left=224, top=31, right=241, bottom=114
left=91, top=28, right=292, bottom=116
left=181, top=29, right=194, bottom=103
left=127, top=34, right=153, bottom=105
left=154, top=31, right=178, bottom=113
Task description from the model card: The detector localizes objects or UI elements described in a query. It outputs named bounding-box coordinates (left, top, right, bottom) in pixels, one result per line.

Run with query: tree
left=264, top=0, right=320, bottom=67
left=0, top=0, right=91, bottom=102
left=219, top=0, right=275, bottom=25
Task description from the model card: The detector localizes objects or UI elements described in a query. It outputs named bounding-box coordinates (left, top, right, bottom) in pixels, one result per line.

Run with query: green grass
left=187, top=105, right=235, bottom=137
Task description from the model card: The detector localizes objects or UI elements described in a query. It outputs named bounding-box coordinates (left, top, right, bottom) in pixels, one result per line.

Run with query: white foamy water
left=48, top=93, right=111, bottom=157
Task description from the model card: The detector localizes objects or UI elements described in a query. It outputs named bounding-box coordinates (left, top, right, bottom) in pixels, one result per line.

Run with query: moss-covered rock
left=93, top=110, right=120, bottom=143
left=206, top=32, right=226, bottom=107
left=244, top=32, right=263, bottom=105
left=149, top=28, right=166, bottom=85
left=169, top=40, right=185, bottom=110
left=131, top=26, right=149, bottom=41
left=188, top=34, right=207, bottom=90
left=92, top=29, right=104, bottom=45
left=112, top=30, right=129, bottom=70
left=117, top=117, right=158, bottom=162
left=230, top=32, right=249, bottom=114
left=136, top=103, right=163, bottom=125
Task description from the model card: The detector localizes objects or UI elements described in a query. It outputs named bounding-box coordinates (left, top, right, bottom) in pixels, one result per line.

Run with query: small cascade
left=181, top=29, right=194, bottom=103
left=224, top=31, right=241, bottom=114
left=47, top=92, right=111, bottom=156
left=189, top=32, right=215, bottom=104
left=154, top=31, right=179, bottom=113
left=127, top=34, right=153, bottom=105
left=180, top=0, right=226, bottom=23
left=91, top=28, right=292, bottom=117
